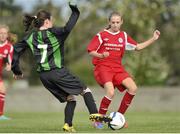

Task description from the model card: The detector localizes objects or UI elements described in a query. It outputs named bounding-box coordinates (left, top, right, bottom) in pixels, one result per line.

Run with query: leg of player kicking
left=92, top=82, right=114, bottom=129
left=99, top=82, right=114, bottom=115
left=118, top=77, right=137, bottom=128
left=81, top=87, right=112, bottom=123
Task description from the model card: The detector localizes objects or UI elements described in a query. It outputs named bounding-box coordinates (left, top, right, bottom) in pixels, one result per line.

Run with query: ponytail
left=23, top=10, right=51, bottom=32
left=106, top=25, right=111, bottom=30
left=8, top=33, right=18, bottom=44
left=23, top=14, right=36, bottom=32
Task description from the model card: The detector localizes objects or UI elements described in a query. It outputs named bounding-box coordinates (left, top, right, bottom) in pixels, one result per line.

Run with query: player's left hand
left=13, top=74, right=23, bottom=80
left=69, top=0, right=78, bottom=6
left=153, top=30, right=160, bottom=40
left=5, top=63, right=11, bottom=71
left=69, top=0, right=79, bottom=13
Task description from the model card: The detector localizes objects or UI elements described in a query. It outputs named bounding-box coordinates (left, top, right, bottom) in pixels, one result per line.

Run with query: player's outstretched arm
left=11, top=40, right=27, bottom=77
left=69, top=0, right=78, bottom=8
left=64, top=1, right=80, bottom=32
left=135, top=30, right=160, bottom=51
left=56, top=1, right=80, bottom=42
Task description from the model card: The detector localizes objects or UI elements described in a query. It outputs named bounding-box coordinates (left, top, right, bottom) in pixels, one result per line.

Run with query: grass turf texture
left=0, top=112, right=179, bottom=133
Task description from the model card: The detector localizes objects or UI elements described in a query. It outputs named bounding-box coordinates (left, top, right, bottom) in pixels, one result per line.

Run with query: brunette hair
left=23, top=10, right=51, bottom=32
left=106, top=11, right=122, bottom=29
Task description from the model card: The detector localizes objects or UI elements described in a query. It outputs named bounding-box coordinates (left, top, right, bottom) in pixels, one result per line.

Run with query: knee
left=67, top=95, right=76, bottom=102
left=0, top=88, right=6, bottom=93
left=107, top=89, right=115, bottom=99
left=128, top=85, right=138, bottom=95
left=0, top=82, right=6, bottom=93
left=80, top=88, right=91, bottom=96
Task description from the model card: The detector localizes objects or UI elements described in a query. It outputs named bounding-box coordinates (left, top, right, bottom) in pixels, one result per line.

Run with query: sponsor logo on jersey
left=118, top=38, right=123, bottom=43
left=4, top=49, right=8, bottom=54
left=104, top=38, right=109, bottom=41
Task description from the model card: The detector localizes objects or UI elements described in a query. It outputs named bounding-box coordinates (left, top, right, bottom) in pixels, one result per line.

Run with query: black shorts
left=39, top=67, right=86, bottom=103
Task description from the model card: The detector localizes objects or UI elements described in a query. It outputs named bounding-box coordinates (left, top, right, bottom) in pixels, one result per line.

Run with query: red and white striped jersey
left=0, top=40, right=13, bottom=74
left=87, top=29, right=137, bottom=67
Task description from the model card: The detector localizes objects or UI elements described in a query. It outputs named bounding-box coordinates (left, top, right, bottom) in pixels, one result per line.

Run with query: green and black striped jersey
left=12, top=5, right=79, bottom=75
left=26, top=29, right=63, bottom=71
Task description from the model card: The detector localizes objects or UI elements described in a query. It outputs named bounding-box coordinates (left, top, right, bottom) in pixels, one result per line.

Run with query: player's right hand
left=13, top=74, right=23, bottom=80
left=153, top=30, right=160, bottom=40
left=102, top=52, right=109, bottom=58
left=5, top=63, right=11, bottom=71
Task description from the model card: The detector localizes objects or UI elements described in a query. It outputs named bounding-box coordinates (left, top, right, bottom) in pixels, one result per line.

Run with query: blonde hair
left=0, top=24, right=17, bottom=44
left=0, top=24, right=9, bottom=32
left=8, top=33, right=18, bottom=44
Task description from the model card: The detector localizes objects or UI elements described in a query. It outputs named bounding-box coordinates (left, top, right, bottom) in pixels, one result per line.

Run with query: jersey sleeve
left=11, top=39, right=28, bottom=75
left=50, top=4, right=80, bottom=42
left=87, top=33, right=103, bottom=52
left=124, top=32, right=137, bottom=51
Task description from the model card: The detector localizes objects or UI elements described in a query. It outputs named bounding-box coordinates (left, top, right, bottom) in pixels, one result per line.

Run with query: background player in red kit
left=0, top=24, right=14, bottom=120
left=87, top=12, right=160, bottom=128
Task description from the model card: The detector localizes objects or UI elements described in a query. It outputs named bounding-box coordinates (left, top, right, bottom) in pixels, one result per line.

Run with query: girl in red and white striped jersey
left=87, top=11, right=160, bottom=128
left=0, top=24, right=15, bottom=120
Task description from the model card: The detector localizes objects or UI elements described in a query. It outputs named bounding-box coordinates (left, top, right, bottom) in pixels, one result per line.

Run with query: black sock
left=64, top=101, right=76, bottom=126
left=83, top=92, right=98, bottom=114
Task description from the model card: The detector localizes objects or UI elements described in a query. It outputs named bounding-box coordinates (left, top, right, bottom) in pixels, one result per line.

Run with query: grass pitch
left=0, top=111, right=179, bottom=133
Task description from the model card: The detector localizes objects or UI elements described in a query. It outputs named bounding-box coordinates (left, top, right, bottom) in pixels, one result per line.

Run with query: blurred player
left=0, top=24, right=14, bottom=120
left=87, top=11, right=160, bottom=128
left=11, top=2, right=111, bottom=132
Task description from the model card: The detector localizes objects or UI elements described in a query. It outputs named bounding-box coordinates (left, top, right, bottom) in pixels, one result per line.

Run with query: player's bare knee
left=0, top=88, right=6, bottom=93
left=67, top=95, right=76, bottom=101
left=0, top=83, right=6, bottom=93
left=128, top=85, right=138, bottom=95
left=107, top=89, right=115, bottom=99
left=80, top=87, right=91, bottom=96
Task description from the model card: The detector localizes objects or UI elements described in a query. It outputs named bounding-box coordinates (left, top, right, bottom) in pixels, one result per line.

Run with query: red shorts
left=94, top=65, right=131, bottom=92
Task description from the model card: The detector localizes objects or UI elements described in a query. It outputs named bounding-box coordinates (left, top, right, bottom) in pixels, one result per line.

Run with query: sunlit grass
left=0, top=112, right=179, bottom=133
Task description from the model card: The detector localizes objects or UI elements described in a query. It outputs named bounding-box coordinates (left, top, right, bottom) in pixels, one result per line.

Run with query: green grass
left=0, top=112, right=180, bottom=133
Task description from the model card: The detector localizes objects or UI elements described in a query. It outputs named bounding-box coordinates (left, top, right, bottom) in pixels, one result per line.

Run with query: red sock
left=0, top=92, right=5, bottom=116
left=118, top=92, right=135, bottom=114
left=99, top=96, right=112, bottom=115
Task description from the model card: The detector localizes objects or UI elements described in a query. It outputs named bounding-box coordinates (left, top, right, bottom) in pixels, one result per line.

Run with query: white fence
left=5, top=86, right=180, bottom=112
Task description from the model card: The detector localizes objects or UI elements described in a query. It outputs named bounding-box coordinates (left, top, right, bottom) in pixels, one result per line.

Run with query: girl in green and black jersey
left=11, top=2, right=111, bottom=132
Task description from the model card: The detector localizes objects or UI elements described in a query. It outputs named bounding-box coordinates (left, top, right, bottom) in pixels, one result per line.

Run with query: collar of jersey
left=0, top=40, right=8, bottom=47
left=104, top=29, right=120, bottom=35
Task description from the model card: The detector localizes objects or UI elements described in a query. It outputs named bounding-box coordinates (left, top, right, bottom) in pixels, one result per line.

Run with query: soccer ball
left=108, top=112, right=125, bottom=130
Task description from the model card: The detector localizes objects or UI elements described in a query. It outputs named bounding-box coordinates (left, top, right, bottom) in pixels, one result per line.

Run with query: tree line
left=1, top=0, right=180, bottom=86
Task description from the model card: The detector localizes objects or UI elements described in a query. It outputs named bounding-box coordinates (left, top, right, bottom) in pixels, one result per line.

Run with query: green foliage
left=157, top=1, right=180, bottom=85
left=68, top=57, right=96, bottom=85
left=0, top=0, right=23, bottom=36
left=83, top=0, right=180, bottom=85
left=1, top=0, right=180, bottom=85
left=124, top=46, right=169, bottom=85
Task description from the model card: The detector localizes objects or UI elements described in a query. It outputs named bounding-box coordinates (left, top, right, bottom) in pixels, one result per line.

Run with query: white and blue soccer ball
left=108, top=112, right=125, bottom=130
